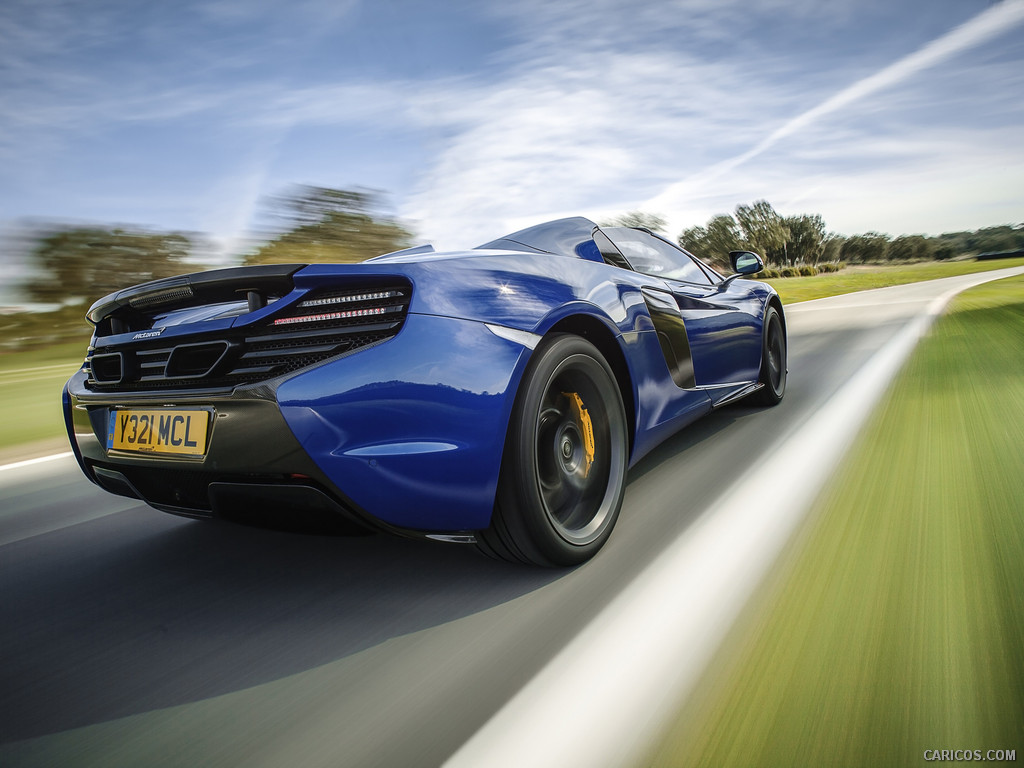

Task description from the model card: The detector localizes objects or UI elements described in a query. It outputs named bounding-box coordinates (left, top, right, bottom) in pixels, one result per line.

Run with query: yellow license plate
left=107, top=409, right=210, bottom=456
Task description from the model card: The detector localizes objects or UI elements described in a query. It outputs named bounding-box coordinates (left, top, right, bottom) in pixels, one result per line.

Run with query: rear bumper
left=64, top=313, right=533, bottom=533
left=64, top=372, right=379, bottom=533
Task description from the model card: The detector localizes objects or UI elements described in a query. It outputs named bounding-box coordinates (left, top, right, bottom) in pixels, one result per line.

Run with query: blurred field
left=765, top=255, right=1024, bottom=303
left=646, top=274, right=1024, bottom=766
left=0, top=342, right=83, bottom=454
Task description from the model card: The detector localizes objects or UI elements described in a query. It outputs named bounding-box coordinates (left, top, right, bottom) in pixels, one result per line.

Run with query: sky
left=2, top=0, right=1023, bottom=284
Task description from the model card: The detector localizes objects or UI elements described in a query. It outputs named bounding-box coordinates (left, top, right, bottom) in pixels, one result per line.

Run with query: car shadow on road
left=0, top=510, right=560, bottom=743
left=626, top=400, right=773, bottom=486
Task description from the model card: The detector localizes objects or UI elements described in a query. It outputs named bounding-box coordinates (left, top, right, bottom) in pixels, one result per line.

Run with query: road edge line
left=0, top=452, right=74, bottom=473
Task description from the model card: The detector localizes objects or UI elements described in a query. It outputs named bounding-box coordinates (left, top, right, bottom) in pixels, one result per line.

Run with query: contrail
left=646, top=0, right=1024, bottom=211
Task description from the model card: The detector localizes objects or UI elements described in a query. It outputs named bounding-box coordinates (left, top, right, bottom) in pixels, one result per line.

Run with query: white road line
left=444, top=267, right=1024, bottom=768
left=0, top=362, right=81, bottom=375
left=0, top=452, right=74, bottom=472
left=787, top=295, right=936, bottom=311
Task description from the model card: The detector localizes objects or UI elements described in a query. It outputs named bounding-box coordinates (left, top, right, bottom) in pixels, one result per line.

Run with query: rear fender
left=276, top=313, right=534, bottom=532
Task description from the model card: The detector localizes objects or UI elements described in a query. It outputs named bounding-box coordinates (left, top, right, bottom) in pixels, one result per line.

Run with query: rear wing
left=86, top=264, right=306, bottom=334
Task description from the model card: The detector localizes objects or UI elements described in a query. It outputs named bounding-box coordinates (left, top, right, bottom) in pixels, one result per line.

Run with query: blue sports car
left=63, top=217, right=786, bottom=566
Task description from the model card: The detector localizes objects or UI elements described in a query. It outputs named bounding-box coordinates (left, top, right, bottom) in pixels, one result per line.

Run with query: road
left=2, top=267, right=1021, bottom=768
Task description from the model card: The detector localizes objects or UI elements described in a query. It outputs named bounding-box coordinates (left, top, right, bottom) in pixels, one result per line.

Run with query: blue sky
left=2, top=0, right=1023, bottom=273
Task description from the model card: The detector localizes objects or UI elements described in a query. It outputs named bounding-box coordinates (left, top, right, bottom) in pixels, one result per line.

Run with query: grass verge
left=765, top=256, right=1024, bottom=303
left=0, top=342, right=84, bottom=453
left=645, top=274, right=1024, bottom=766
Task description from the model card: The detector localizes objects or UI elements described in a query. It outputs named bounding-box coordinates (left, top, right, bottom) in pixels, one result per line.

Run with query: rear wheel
left=751, top=304, right=786, bottom=406
left=477, top=335, right=628, bottom=567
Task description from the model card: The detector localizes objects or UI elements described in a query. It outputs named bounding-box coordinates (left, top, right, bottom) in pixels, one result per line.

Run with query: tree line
left=12, top=188, right=1024, bottom=314
left=2, top=186, right=413, bottom=349
left=13, top=186, right=412, bottom=311
left=673, top=201, right=1024, bottom=271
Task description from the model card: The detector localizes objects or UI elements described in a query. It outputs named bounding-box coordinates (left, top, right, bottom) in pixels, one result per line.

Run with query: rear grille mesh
left=86, top=281, right=410, bottom=392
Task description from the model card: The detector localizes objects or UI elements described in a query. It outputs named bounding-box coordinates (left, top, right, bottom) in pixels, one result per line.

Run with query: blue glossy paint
left=475, top=216, right=604, bottom=262
left=65, top=216, right=783, bottom=535
left=277, top=314, right=530, bottom=531
left=666, top=277, right=766, bottom=393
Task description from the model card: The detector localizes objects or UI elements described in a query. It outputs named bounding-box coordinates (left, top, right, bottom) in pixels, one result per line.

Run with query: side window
left=646, top=237, right=712, bottom=285
left=592, top=228, right=632, bottom=270
left=602, top=228, right=713, bottom=285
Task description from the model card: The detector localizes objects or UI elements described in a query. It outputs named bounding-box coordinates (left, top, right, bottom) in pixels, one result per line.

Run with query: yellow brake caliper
left=562, top=392, right=595, bottom=478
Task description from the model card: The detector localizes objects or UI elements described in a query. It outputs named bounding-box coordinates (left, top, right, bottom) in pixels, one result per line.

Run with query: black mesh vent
left=86, top=281, right=411, bottom=393
left=166, top=341, right=229, bottom=378
left=90, top=352, right=124, bottom=383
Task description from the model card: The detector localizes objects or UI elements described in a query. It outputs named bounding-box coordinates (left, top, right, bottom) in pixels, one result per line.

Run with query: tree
left=25, top=226, right=192, bottom=306
left=840, top=232, right=890, bottom=263
left=932, top=240, right=959, bottom=261
left=783, top=214, right=826, bottom=264
left=734, top=200, right=790, bottom=265
left=678, top=224, right=708, bottom=253
left=822, top=234, right=845, bottom=263
left=247, top=186, right=414, bottom=265
left=888, top=235, right=935, bottom=262
left=602, top=211, right=668, bottom=233
left=679, top=214, right=741, bottom=270
left=933, top=224, right=1024, bottom=258
left=963, top=225, right=1024, bottom=255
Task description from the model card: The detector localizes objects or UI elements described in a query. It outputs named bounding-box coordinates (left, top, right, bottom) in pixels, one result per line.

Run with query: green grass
left=645, top=275, right=1024, bottom=766
left=765, top=256, right=1024, bottom=303
left=0, top=342, right=84, bottom=451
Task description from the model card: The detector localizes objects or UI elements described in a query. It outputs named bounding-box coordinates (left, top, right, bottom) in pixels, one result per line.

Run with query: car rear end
left=63, top=264, right=414, bottom=532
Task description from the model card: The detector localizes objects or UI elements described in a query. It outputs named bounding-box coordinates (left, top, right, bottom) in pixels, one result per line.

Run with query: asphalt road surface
left=2, top=267, right=1021, bottom=768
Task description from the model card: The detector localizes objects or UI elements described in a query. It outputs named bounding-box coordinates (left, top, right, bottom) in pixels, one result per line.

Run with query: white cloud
left=644, top=116, right=1024, bottom=237
left=403, top=0, right=1024, bottom=246
left=400, top=51, right=788, bottom=248
left=646, top=0, right=1024, bottom=213
left=2, top=0, right=1022, bottom=260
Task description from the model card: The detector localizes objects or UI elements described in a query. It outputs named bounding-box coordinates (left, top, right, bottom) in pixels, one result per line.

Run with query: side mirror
left=729, top=251, right=764, bottom=275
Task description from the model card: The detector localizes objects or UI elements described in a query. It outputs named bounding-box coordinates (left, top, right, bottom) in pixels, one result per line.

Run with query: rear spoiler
left=86, top=264, right=306, bottom=327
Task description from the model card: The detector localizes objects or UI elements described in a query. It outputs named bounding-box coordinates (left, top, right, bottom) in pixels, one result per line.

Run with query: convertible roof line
left=474, top=216, right=599, bottom=260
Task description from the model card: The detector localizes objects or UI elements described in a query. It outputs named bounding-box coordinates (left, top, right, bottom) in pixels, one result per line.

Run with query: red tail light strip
left=298, top=290, right=400, bottom=308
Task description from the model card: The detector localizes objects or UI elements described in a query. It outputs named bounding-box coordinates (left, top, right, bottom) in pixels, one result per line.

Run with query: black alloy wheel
left=752, top=305, right=786, bottom=406
left=477, top=334, right=628, bottom=567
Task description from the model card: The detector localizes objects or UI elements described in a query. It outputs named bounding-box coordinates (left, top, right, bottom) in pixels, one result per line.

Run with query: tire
left=477, top=334, right=628, bottom=567
left=751, top=304, right=786, bottom=406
